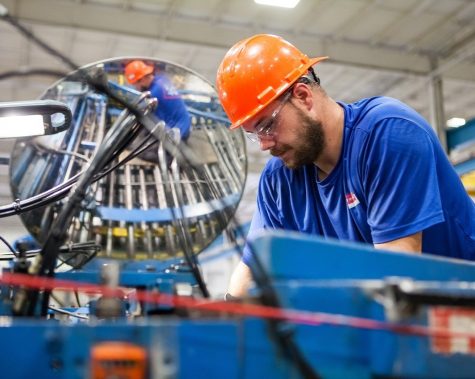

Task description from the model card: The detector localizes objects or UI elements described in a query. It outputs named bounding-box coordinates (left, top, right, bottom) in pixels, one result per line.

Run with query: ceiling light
left=446, top=117, right=466, bottom=128
left=254, top=0, right=300, bottom=9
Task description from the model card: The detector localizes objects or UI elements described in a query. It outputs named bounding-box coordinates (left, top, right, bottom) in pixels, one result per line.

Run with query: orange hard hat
left=125, top=60, right=154, bottom=84
left=216, top=34, right=328, bottom=129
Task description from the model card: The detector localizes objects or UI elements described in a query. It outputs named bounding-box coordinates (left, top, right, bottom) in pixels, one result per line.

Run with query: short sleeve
left=363, top=118, right=445, bottom=243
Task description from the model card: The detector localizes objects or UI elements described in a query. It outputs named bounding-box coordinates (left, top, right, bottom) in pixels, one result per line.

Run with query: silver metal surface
left=9, top=58, right=246, bottom=265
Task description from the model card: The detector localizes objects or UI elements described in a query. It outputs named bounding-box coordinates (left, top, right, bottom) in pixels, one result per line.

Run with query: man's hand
left=227, top=261, right=253, bottom=298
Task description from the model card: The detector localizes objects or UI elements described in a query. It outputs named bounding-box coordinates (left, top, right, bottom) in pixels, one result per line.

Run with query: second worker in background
left=125, top=60, right=192, bottom=164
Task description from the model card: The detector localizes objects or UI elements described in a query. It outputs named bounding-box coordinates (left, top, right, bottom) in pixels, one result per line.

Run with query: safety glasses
left=245, top=90, right=292, bottom=143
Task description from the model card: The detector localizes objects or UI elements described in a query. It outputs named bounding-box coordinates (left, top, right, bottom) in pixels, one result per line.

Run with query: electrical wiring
left=0, top=71, right=230, bottom=300
left=0, top=235, right=18, bottom=257
left=0, top=3, right=247, bottom=314
left=74, top=290, right=82, bottom=308
left=0, top=251, right=38, bottom=261
left=34, top=105, right=160, bottom=316
left=0, top=241, right=100, bottom=265
left=0, top=7, right=77, bottom=71
left=0, top=118, right=151, bottom=219
left=0, top=68, right=67, bottom=81
left=55, top=241, right=101, bottom=269
left=0, top=8, right=323, bottom=378
left=245, top=241, right=321, bottom=379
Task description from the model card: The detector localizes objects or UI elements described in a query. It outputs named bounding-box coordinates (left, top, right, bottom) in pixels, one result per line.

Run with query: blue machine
left=2, top=231, right=475, bottom=378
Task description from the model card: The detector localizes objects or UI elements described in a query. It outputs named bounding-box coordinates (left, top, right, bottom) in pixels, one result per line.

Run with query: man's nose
left=259, top=136, right=275, bottom=151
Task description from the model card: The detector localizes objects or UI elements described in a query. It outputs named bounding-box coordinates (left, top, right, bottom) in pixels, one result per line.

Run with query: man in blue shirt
left=216, top=34, right=475, bottom=298
left=125, top=60, right=191, bottom=141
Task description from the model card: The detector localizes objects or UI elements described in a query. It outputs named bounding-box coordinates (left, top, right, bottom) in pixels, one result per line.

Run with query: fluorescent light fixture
left=254, top=0, right=300, bottom=8
left=446, top=117, right=466, bottom=128
left=0, top=115, right=44, bottom=137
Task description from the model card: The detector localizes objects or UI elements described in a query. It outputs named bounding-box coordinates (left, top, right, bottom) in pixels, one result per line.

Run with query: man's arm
left=226, top=208, right=267, bottom=298
left=227, top=261, right=253, bottom=298
left=374, top=231, right=422, bottom=253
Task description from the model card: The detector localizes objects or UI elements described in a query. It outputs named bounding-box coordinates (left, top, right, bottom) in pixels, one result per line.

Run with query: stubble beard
left=273, top=110, right=325, bottom=169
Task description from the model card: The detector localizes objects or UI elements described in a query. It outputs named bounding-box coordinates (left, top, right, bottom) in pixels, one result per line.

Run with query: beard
left=271, top=109, right=325, bottom=169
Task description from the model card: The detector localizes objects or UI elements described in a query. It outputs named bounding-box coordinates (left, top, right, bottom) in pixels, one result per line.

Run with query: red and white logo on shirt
left=345, top=193, right=360, bottom=209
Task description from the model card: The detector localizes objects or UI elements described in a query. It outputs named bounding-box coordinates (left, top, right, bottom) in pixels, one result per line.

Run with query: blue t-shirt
left=149, top=73, right=191, bottom=140
left=243, top=96, right=475, bottom=264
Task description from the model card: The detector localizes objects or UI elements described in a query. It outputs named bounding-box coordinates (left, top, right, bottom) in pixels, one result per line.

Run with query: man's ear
left=291, top=83, right=313, bottom=110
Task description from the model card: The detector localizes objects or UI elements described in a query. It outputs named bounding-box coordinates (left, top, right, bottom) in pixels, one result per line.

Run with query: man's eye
left=261, top=121, right=273, bottom=134
left=257, top=120, right=272, bottom=134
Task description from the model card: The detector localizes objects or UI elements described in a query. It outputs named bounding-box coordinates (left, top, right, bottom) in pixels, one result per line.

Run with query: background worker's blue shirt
left=149, top=73, right=191, bottom=140
left=243, top=96, right=475, bottom=264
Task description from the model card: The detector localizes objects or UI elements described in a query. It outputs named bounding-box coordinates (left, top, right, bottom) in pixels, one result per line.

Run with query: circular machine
left=9, top=58, right=247, bottom=267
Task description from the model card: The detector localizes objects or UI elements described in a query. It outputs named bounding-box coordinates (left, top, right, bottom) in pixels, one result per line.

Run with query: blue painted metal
left=447, top=118, right=475, bottom=152
left=57, top=258, right=196, bottom=288
left=454, top=158, right=475, bottom=175
left=248, top=231, right=475, bottom=378
left=0, top=319, right=314, bottom=379
left=96, top=193, right=240, bottom=222
left=447, top=118, right=475, bottom=175
left=2, top=231, right=475, bottom=378
left=249, top=230, right=475, bottom=282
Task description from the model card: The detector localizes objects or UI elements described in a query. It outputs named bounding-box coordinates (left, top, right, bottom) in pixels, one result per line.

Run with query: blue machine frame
left=1, top=231, right=475, bottom=378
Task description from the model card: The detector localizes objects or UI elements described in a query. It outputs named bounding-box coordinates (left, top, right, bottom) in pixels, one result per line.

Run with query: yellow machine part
left=461, top=171, right=475, bottom=196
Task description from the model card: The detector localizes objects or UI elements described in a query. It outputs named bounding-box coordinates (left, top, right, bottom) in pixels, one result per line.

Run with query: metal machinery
left=0, top=58, right=475, bottom=379
left=9, top=58, right=244, bottom=265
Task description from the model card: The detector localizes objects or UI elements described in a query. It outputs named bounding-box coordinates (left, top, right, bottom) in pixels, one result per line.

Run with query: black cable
left=157, top=138, right=210, bottom=298
left=36, top=109, right=143, bottom=316
left=0, top=8, right=316, bottom=376
left=1, top=5, right=245, bottom=307
left=247, top=243, right=321, bottom=379
left=0, top=8, right=212, bottom=310
left=219, top=179, right=321, bottom=379
left=0, top=12, right=77, bottom=70
left=0, top=125, right=149, bottom=219
left=221, top=214, right=321, bottom=377
left=0, top=115, right=148, bottom=219
left=0, top=64, right=214, bottom=301
left=19, top=110, right=139, bottom=316
left=55, top=241, right=101, bottom=269
left=0, top=68, right=67, bottom=81
left=0, top=14, right=317, bottom=378
left=0, top=175, right=79, bottom=218
left=0, top=235, right=18, bottom=257
left=74, top=291, right=81, bottom=308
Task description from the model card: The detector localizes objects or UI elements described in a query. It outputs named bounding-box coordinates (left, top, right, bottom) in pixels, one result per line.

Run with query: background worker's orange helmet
left=216, top=34, right=328, bottom=129
left=125, top=60, right=154, bottom=84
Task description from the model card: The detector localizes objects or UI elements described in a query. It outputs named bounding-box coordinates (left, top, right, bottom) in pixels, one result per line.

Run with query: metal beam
left=2, top=0, right=474, bottom=82
left=428, top=58, right=447, bottom=152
